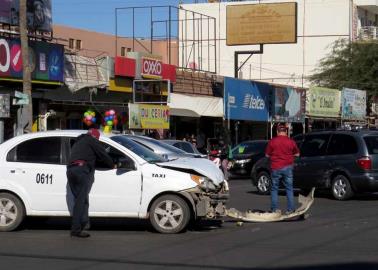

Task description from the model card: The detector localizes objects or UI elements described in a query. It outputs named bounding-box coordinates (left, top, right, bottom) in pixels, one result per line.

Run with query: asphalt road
left=1, top=179, right=378, bottom=270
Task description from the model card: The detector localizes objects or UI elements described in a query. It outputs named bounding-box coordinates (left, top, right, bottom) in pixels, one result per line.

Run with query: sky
left=53, top=0, right=201, bottom=37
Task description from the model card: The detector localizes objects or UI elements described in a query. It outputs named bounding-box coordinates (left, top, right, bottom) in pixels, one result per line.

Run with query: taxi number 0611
left=36, top=173, right=53, bottom=184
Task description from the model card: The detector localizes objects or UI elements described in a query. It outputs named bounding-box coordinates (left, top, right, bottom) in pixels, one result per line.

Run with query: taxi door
left=85, top=141, right=142, bottom=217
left=4, top=136, right=69, bottom=212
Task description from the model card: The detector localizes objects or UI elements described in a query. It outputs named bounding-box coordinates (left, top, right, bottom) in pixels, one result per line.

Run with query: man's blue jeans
left=271, top=165, right=295, bottom=212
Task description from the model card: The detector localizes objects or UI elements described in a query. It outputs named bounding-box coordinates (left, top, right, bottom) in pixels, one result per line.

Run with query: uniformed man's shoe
left=70, top=231, right=90, bottom=238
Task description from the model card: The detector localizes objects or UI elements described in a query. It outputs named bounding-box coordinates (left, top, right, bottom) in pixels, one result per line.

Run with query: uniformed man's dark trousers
left=66, top=165, right=94, bottom=234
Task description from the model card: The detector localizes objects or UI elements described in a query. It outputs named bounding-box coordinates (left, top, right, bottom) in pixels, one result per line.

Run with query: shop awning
left=64, top=55, right=108, bottom=92
left=168, top=93, right=223, bottom=118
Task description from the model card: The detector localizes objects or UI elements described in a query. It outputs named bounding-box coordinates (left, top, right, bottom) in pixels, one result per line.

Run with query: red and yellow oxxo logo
left=141, top=57, right=162, bottom=78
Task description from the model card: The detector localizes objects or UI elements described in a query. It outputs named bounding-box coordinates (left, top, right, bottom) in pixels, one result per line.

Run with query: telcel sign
left=141, top=57, right=162, bottom=79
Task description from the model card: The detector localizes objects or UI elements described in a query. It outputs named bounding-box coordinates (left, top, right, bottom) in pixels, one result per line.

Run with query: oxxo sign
left=141, top=57, right=162, bottom=78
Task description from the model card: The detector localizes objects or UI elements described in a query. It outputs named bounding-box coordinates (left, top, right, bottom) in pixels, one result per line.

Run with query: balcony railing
left=359, top=26, right=378, bottom=40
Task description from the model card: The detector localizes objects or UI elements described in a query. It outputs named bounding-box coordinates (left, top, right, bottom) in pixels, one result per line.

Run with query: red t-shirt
left=265, top=135, right=300, bottom=170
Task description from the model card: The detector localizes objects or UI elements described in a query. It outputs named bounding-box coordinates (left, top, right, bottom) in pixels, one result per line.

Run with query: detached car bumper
left=181, top=180, right=229, bottom=219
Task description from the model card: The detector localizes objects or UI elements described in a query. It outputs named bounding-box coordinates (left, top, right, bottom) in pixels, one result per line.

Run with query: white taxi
left=0, top=130, right=229, bottom=234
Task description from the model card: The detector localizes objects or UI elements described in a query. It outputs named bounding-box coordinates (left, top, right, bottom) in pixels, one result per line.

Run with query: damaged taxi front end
left=157, top=158, right=229, bottom=220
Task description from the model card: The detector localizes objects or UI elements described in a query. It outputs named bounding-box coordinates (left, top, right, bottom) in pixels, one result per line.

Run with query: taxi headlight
left=190, top=174, right=216, bottom=191
left=235, top=159, right=251, bottom=164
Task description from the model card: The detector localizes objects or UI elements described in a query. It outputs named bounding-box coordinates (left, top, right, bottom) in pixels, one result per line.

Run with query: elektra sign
left=141, top=57, right=162, bottom=78
left=224, top=77, right=270, bottom=121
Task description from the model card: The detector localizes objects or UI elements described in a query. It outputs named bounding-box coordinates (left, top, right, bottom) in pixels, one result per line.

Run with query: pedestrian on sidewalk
left=265, top=123, right=300, bottom=214
left=66, top=128, right=115, bottom=238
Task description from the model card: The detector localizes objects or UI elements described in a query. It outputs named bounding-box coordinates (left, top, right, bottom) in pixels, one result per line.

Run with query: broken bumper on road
left=226, top=188, right=315, bottom=222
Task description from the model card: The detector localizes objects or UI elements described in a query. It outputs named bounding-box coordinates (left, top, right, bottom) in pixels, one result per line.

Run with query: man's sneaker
left=285, top=210, right=295, bottom=215
left=82, top=222, right=90, bottom=231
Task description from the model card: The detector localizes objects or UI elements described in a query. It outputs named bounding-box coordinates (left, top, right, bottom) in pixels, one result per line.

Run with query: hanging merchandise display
left=83, top=110, right=96, bottom=127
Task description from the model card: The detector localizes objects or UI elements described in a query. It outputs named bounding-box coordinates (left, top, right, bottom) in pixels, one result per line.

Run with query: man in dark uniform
left=67, top=128, right=114, bottom=238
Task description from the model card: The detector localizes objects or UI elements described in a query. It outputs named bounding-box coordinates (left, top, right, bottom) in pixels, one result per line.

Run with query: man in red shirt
left=265, top=123, right=300, bottom=213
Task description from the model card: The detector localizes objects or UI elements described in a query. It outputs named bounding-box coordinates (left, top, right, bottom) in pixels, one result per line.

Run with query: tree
left=309, top=39, right=378, bottom=99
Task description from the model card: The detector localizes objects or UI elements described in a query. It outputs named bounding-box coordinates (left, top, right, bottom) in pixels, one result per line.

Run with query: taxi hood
left=157, top=158, right=224, bottom=186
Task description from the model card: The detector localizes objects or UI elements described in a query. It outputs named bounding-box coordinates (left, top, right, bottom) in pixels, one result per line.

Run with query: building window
left=121, top=47, right=131, bottom=56
left=76, top=39, right=82, bottom=50
left=69, top=38, right=74, bottom=49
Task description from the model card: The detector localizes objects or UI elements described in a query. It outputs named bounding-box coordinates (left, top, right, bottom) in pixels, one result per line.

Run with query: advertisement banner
left=341, top=88, right=366, bottom=120
left=224, top=77, right=270, bottom=121
left=0, top=94, right=10, bottom=118
left=129, top=103, right=170, bottom=129
left=0, top=0, right=52, bottom=32
left=0, top=37, right=64, bottom=83
left=273, top=86, right=305, bottom=122
left=306, top=87, right=341, bottom=118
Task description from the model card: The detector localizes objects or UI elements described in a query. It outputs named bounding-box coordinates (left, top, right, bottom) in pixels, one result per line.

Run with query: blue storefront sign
left=224, top=77, right=270, bottom=121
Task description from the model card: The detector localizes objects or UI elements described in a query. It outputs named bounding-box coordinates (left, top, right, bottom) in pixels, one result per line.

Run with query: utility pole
left=19, top=0, right=33, bottom=134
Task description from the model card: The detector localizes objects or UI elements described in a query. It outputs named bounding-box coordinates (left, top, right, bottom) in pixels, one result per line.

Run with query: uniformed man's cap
left=87, top=128, right=100, bottom=139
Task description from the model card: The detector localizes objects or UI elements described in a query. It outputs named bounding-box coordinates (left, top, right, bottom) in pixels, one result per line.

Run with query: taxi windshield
left=111, top=136, right=166, bottom=163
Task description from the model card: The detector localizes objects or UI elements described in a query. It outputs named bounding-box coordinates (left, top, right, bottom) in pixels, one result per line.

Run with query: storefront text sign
left=273, top=86, right=305, bottom=122
left=0, top=37, right=64, bottom=83
left=141, top=57, right=163, bottom=79
left=306, top=86, right=341, bottom=118
left=129, top=103, right=170, bottom=129
left=223, top=77, right=270, bottom=121
left=341, top=88, right=366, bottom=120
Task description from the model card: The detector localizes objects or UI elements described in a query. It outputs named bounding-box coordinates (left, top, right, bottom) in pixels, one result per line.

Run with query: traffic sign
left=14, top=91, right=28, bottom=100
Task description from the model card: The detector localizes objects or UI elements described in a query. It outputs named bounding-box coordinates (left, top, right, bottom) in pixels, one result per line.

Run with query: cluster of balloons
left=83, top=110, right=96, bottom=126
left=104, top=110, right=118, bottom=126
left=103, top=109, right=118, bottom=133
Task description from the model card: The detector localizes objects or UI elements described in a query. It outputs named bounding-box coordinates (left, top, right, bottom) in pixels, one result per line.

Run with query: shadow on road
left=0, top=250, right=377, bottom=270
left=20, top=217, right=224, bottom=233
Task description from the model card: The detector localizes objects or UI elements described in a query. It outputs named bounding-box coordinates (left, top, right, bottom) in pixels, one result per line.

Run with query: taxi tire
left=149, top=195, right=190, bottom=234
left=0, top=193, right=25, bottom=232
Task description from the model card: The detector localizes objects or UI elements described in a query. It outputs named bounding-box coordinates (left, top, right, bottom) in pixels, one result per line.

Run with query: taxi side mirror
left=117, top=157, right=137, bottom=172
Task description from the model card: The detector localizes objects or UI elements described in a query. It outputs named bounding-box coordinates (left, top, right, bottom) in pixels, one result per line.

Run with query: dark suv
left=251, top=130, right=378, bottom=200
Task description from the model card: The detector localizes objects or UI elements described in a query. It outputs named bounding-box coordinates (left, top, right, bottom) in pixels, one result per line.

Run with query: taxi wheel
left=256, top=171, right=271, bottom=195
left=331, top=175, right=354, bottom=200
left=0, top=193, right=25, bottom=232
left=149, top=195, right=190, bottom=234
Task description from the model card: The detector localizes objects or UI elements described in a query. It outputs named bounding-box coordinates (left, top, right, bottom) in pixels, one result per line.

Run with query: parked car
left=251, top=130, right=378, bottom=200
left=227, top=140, right=268, bottom=178
left=126, top=135, right=204, bottom=160
left=162, top=139, right=206, bottom=157
left=0, top=130, right=228, bottom=233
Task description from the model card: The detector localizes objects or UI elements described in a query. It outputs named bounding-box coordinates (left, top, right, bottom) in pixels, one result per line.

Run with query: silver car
left=163, top=139, right=207, bottom=158
left=125, top=135, right=203, bottom=160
